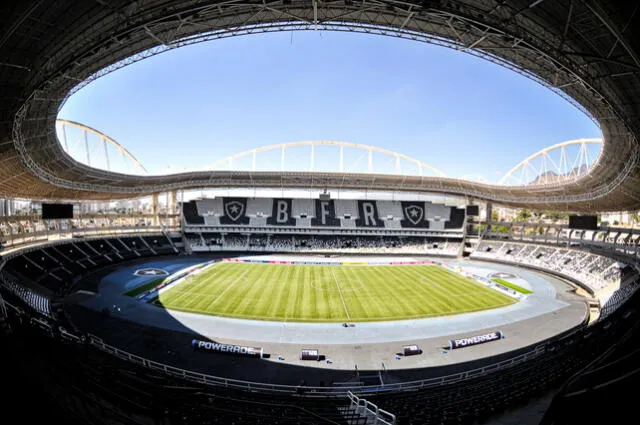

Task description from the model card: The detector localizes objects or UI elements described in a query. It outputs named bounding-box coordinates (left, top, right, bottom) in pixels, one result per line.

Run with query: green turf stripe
left=158, top=263, right=516, bottom=322
left=401, top=267, right=457, bottom=314
left=491, top=278, right=533, bottom=294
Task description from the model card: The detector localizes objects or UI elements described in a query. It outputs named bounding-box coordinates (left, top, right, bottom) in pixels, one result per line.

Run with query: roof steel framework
left=0, top=1, right=639, bottom=211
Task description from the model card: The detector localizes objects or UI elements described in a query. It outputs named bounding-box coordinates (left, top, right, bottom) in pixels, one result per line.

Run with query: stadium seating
left=471, top=241, right=635, bottom=300
left=185, top=232, right=462, bottom=255
left=444, top=207, right=465, bottom=229
left=247, top=198, right=273, bottom=217
left=292, top=199, right=314, bottom=218
left=0, top=273, right=51, bottom=316
left=223, top=234, right=248, bottom=250
left=375, top=200, right=403, bottom=219
left=3, top=219, right=640, bottom=425
left=182, top=197, right=467, bottom=231
left=599, top=278, right=640, bottom=319
left=183, top=201, right=205, bottom=225
left=333, top=200, right=354, bottom=218
left=1, top=234, right=178, bottom=297
left=2, top=224, right=640, bottom=425
left=141, top=235, right=177, bottom=255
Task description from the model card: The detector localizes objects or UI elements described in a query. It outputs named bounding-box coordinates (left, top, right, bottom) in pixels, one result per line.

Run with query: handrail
left=0, top=224, right=180, bottom=245
left=0, top=226, right=180, bottom=258
left=85, top=333, right=551, bottom=396
left=347, top=391, right=396, bottom=424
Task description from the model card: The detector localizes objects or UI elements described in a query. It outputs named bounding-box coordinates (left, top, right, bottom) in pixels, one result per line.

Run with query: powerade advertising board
left=192, top=339, right=264, bottom=358
left=449, top=331, right=504, bottom=350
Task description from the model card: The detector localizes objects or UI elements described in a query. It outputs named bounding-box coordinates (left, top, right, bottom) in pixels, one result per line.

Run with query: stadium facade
left=2, top=1, right=640, bottom=425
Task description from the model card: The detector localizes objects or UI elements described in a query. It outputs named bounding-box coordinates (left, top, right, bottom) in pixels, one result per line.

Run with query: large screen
left=466, top=205, right=480, bottom=216
left=569, top=215, right=598, bottom=230
left=41, top=203, right=74, bottom=220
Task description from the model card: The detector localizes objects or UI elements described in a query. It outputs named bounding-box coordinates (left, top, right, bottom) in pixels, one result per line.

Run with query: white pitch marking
left=330, top=267, right=351, bottom=320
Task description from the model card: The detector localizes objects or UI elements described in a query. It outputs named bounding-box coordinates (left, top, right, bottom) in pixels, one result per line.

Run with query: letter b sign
left=276, top=200, right=288, bottom=223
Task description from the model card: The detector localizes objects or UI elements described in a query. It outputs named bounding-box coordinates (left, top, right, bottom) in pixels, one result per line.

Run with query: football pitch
left=156, top=263, right=517, bottom=322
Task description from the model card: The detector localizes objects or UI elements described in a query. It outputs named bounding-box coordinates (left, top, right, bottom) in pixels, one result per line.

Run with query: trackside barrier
left=347, top=391, right=396, bottom=425
left=0, top=225, right=180, bottom=249
left=59, top=327, right=83, bottom=343
left=86, top=334, right=551, bottom=397
left=0, top=230, right=179, bottom=263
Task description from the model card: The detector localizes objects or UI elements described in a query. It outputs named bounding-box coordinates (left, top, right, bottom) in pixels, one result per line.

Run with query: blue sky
left=58, top=30, right=601, bottom=181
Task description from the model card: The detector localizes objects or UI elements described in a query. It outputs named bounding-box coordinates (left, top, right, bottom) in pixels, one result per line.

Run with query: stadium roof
left=1, top=0, right=639, bottom=212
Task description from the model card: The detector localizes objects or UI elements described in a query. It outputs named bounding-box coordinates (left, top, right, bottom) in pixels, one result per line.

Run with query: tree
left=515, top=209, right=531, bottom=222
left=492, top=224, right=510, bottom=234
left=542, top=211, right=569, bottom=222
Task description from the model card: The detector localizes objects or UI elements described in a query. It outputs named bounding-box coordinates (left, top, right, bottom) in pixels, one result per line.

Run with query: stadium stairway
left=165, top=234, right=180, bottom=254
left=339, top=396, right=390, bottom=425
left=104, top=239, right=126, bottom=260
left=139, top=237, right=157, bottom=255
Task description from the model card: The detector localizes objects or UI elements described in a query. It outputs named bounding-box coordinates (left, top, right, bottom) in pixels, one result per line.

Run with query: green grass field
left=155, top=263, right=516, bottom=322
left=491, top=278, right=533, bottom=294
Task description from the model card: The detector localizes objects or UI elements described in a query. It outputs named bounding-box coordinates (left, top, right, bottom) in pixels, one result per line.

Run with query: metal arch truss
left=56, top=119, right=148, bottom=174
left=206, top=141, right=447, bottom=177
left=499, top=139, right=604, bottom=186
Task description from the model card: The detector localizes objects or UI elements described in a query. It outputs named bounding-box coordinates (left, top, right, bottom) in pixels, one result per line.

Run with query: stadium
left=1, top=2, right=640, bottom=425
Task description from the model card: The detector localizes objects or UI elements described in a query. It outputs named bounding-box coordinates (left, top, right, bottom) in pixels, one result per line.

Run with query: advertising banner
left=192, top=339, right=264, bottom=358
left=449, top=331, right=504, bottom=350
